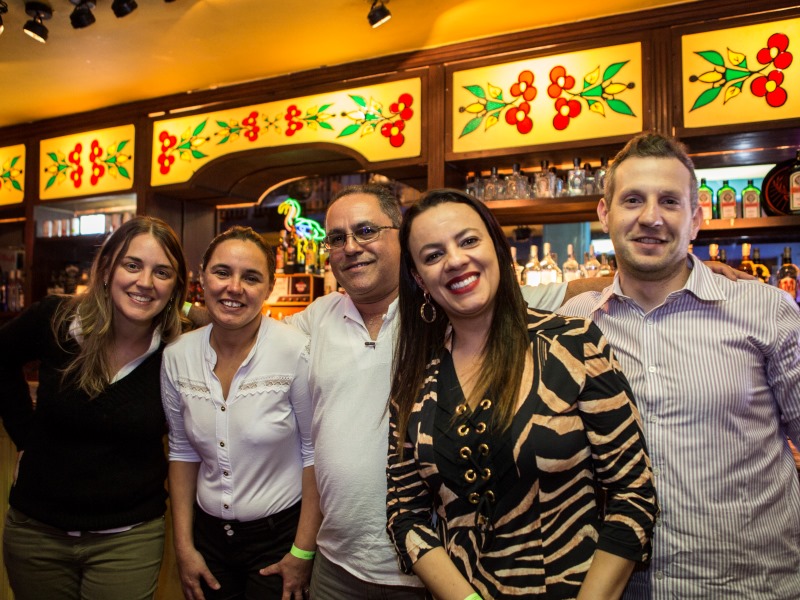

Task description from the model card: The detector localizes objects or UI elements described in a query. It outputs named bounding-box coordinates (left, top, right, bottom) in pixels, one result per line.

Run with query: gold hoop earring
left=420, top=292, right=436, bottom=324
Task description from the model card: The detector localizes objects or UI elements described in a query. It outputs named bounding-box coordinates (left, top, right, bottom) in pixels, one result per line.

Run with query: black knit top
left=0, top=295, right=168, bottom=531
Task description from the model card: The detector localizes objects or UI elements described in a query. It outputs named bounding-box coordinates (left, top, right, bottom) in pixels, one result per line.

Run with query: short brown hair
left=605, top=132, right=698, bottom=211
left=327, top=184, right=402, bottom=227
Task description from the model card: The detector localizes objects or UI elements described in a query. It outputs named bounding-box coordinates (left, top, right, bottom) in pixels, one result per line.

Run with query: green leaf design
left=602, top=61, right=628, bottom=81
left=464, top=85, right=486, bottom=100
left=218, top=135, right=230, bottom=145
left=740, top=58, right=748, bottom=69
left=364, top=113, right=379, bottom=121
left=587, top=99, right=597, bottom=106
left=733, top=80, right=744, bottom=90
left=318, top=103, right=332, bottom=113
left=46, top=175, right=56, bottom=189
left=47, top=152, right=59, bottom=163
left=724, top=68, right=749, bottom=81
left=581, top=86, right=604, bottom=97
left=485, top=100, right=506, bottom=111
left=191, top=149, right=207, bottom=159
left=318, top=121, right=334, bottom=130
left=696, top=51, right=724, bottom=67
left=177, top=142, right=192, bottom=150
left=57, top=164, right=68, bottom=172
left=192, top=120, right=207, bottom=136
left=338, top=123, right=361, bottom=138
left=117, top=166, right=130, bottom=179
left=690, top=86, right=723, bottom=111
left=350, top=95, right=367, bottom=108
left=116, top=140, right=129, bottom=152
left=216, top=120, right=229, bottom=128
left=10, top=157, right=19, bottom=167
left=12, top=180, right=22, bottom=191
left=606, top=98, right=635, bottom=116
left=107, top=156, right=117, bottom=164
left=459, top=116, right=483, bottom=138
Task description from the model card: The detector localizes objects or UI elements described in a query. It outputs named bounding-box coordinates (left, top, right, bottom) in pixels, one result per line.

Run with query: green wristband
left=463, top=594, right=483, bottom=600
left=182, top=301, right=193, bottom=317
left=289, top=544, right=316, bottom=560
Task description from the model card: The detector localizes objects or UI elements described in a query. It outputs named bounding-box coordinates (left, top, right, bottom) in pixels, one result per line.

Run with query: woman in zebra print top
left=387, top=189, right=657, bottom=600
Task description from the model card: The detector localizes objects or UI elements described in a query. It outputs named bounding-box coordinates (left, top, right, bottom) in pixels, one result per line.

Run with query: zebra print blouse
left=387, top=310, right=657, bottom=599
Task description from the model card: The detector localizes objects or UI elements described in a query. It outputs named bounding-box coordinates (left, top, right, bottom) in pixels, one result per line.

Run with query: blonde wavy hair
left=54, top=216, right=189, bottom=398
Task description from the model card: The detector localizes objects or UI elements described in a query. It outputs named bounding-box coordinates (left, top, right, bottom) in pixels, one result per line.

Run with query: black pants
left=193, top=502, right=301, bottom=600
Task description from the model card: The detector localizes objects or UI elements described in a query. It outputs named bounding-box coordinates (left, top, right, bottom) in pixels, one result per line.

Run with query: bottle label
left=742, top=190, right=761, bottom=219
left=698, top=190, right=713, bottom=220
left=790, top=171, right=800, bottom=212
left=779, top=277, right=797, bottom=298
left=719, top=190, right=736, bottom=219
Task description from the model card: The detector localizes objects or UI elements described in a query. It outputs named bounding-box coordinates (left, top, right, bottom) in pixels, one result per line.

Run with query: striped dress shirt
left=559, top=254, right=800, bottom=599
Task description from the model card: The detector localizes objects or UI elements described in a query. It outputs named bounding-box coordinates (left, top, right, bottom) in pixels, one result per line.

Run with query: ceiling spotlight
left=70, top=0, right=95, bottom=29
left=23, top=1, right=52, bottom=43
left=111, top=0, right=137, bottom=18
left=0, top=1, right=7, bottom=36
left=367, top=0, right=391, bottom=28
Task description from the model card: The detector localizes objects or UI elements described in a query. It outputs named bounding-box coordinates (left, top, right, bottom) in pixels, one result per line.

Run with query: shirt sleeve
left=282, top=304, right=312, bottom=336
left=0, top=298, right=55, bottom=449
left=521, top=282, right=567, bottom=312
left=576, top=320, right=658, bottom=562
left=766, top=292, right=800, bottom=447
left=160, top=353, right=202, bottom=463
left=386, top=399, right=442, bottom=573
left=289, top=344, right=314, bottom=468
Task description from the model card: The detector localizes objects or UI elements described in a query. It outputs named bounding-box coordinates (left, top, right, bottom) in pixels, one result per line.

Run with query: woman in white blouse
left=162, top=226, right=320, bottom=600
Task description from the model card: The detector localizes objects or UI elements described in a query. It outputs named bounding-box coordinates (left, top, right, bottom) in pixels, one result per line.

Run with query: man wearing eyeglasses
left=281, top=183, right=589, bottom=599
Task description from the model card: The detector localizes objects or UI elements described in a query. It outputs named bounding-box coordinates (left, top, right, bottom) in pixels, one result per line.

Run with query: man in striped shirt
left=560, top=132, right=800, bottom=599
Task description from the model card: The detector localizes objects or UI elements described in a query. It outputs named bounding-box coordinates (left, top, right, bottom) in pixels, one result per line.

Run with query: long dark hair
left=54, top=216, right=188, bottom=397
left=390, top=189, right=529, bottom=448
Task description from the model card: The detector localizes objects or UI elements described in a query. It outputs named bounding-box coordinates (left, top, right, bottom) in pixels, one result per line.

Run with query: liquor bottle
left=539, top=242, right=560, bottom=284
left=285, top=228, right=297, bottom=274
left=483, top=166, right=505, bottom=201
left=510, top=246, right=524, bottom=284
left=323, top=257, right=337, bottom=295
left=275, top=231, right=286, bottom=274
left=598, top=253, right=613, bottom=278
left=524, top=245, right=541, bottom=286
left=567, top=157, right=585, bottom=196
left=752, top=247, right=771, bottom=283
left=737, top=243, right=755, bottom=276
left=698, top=178, right=714, bottom=220
left=549, top=167, right=564, bottom=197
left=465, top=171, right=484, bottom=201
left=583, top=245, right=602, bottom=278
left=535, top=160, right=551, bottom=198
left=790, top=149, right=800, bottom=214
left=717, top=180, right=737, bottom=219
left=305, top=240, right=318, bottom=274
left=708, top=243, right=720, bottom=262
left=741, top=179, right=762, bottom=219
left=583, top=163, right=595, bottom=196
left=505, top=163, right=529, bottom=199
left=594, top=156, right=608, bottom=195
left=777, top=247, right=799, bottom=301
left=719, top=248, right=727, bottom=265
left=562, top=244, right=581, bottom=282
left=7, top=270, right=18, bottom=312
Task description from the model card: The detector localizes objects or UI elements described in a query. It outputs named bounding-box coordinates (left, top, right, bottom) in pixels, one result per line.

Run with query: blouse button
left=219, top=441, right=225, bottom=447
left=223, top=471, right=230, bottom=477
left=221, top=406, right=226, bottom=411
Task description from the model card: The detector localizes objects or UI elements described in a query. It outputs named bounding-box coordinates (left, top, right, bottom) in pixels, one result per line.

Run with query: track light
left=111, top=0, right=137, bottom=18
left=23, top=1, right=52, bottom=43
left=367, top=0, right=391, bottom=28
left=0, top=2, right=7, bottom=36
left=70, top=0, right=95, bottom=29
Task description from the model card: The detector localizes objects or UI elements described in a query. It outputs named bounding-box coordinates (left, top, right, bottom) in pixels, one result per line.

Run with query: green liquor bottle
left=741, top=179, right=762, bottom=219
left=698, top=178, right=714, bottom=220
left=717, top=180, right=737, bottom=219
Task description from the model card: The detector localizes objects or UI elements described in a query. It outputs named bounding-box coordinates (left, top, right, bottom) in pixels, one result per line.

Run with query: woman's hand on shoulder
left=259, top=553, right=313, bottom=600
left=175, top=546, right=220, bottom=600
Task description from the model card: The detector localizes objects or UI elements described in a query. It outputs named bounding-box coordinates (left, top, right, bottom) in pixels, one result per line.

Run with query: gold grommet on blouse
left=485, top=490, right=496, bottom=502
left=469, top=492, right=480, bottom=504
left=457, top=424, right=469, bottom=436
left=478, top=443, right=489, bottom=455
left=460, top=447, right=472, bottom=459
left=455, top=403, right=467, bottom=415
left=480, top=399, right=492, bottom=410
left=475, top=422, right=487, bottom=434
left=482, top=468, right=491, bottom=480
left=464, top=469, right=477, bottom=482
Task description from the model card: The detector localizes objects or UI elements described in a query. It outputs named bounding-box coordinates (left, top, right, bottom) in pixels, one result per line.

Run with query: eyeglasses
left=323, top=225, right=398, bottom=250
